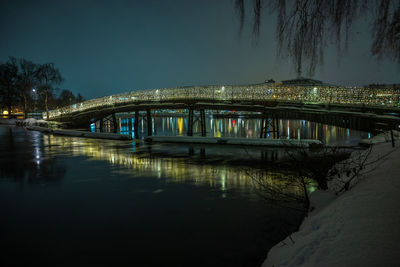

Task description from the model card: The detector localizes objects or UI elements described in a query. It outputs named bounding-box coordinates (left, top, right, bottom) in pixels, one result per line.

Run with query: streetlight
left=32, top=88, right=37, bottom=117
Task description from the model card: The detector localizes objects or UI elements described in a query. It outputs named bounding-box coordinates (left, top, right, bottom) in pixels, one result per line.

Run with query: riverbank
left=0, top=118, right=54, bottom=127
left=145, top=136, right=323, bottom=148
left=262, top=139, right=400, bottom=266
left=27, top=126, right=132, bottom=140
left=0, top=118, right=132, bottom=140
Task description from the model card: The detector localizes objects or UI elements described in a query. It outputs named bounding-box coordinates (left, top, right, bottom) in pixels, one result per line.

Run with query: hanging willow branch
left=235, top=0, right=400, bottom=77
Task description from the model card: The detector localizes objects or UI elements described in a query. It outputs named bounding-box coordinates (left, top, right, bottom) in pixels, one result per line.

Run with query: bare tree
left=242, top=143, right=352, bottom=210
left=247, top=166, right=312, bottom=210
left=57, top=89, right=85, bottom=107
left=76, top=93, right=84, bottom=103
left=0, top=57, right=19, bottom=115
left=329, top=145, right=377, bottom=194
left=16, top=59, right=37, bottom=118
left=58, top=89, right=75, bottom=107
left=235, top=0, right=400, bottom=76
left=35, top=63, right=64, bottom=120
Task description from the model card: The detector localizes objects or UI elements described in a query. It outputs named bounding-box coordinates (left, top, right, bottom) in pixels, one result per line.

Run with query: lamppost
left=32, top=88, right=37, bottom=118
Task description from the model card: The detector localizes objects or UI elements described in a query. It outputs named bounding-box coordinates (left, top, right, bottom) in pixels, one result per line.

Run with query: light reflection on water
left=98, top=116, right=368, bottom=146
left=41, top=134, right=306, bottom=199
left=0, top=125, right=308, bottom=267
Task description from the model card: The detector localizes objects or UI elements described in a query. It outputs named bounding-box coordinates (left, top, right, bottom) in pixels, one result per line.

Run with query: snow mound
left=4, top=118, right=50, bottom=127
left=21, top=118, right=48, bottom=126
left=52, top=129, right=132, bottom=140
left=263, top=142, right=400, bottom=267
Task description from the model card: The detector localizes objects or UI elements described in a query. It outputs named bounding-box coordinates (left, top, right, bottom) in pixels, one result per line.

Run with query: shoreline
left=145, top=136, right=323, bottom=148
left=26, top=126, right=133, bottom=140
left=262, top=137, right=400, bottom=266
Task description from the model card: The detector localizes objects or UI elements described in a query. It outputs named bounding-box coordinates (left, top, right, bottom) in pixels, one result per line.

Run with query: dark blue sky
left=1, top=0, right=399, bottom=99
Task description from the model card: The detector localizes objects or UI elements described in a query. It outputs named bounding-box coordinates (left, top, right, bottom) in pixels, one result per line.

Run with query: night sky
left=1, top=0, right=399, bottom=99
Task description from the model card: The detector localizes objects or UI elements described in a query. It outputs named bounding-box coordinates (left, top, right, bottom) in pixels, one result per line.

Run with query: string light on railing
left=46, top=84, right=400, bottom=119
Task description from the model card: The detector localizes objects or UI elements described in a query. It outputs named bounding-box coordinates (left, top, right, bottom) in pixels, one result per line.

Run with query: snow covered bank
left=51, top=129, right=132, bottom=140
left=262, top=142, right=400, bottom=267
left=360, top=130, right=399, bottom=146
left=16, top=118, right=49, bottom=127
left=0, top=118, right=131, bottom=140
left=146, top=136, right=323, bottom=148
left=0, top=118, right=52, bottom=127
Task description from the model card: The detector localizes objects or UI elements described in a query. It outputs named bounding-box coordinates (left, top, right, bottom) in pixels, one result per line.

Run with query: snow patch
left=263, top=142, right=400, bottom=267
left=146, top=136, right=323, bottom=148
left=0, top=118, right=50, bottom=127
left=360, top=130, right=399, bottom=146
left=308, top=190, right=336, bottom=214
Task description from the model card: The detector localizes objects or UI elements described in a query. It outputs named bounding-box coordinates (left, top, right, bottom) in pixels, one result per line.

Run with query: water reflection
left=104, top=115, right=368, bottom=146
left=0, top=125, right=310, bottom=267
left=41, top=134, right=308, bottom=200
left=0, top=125, right=311, bottom=266
left=0, top=126, right=66, bottom=183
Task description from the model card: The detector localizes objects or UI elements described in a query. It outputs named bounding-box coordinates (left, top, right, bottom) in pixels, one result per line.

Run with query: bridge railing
left=45, top=84, right=400, bottom=119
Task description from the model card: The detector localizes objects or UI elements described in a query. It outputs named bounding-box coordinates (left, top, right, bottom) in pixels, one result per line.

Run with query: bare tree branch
left=235, top=0, right=400, bottom=76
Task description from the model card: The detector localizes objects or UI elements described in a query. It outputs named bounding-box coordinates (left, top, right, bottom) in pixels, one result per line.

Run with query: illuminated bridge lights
left=44, top=84, right=400, bottom=120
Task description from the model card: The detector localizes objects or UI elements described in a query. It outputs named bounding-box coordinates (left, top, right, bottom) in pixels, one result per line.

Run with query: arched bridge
left=46, top=83, right=400, bottom=137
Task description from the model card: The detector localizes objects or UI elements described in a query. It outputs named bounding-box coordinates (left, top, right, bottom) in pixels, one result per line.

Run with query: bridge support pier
left=134, top=111, right=139, bottom=139
left=200, top=109, right=206, bottom=137
left=260, top=116, right=280, bottom=139
left=112, top=113, right=118, bottom=133
left=99, top=117, right=104, bottom=132
left=260, top=117, right=266, bottom=138
left=146, top=109, right=152, bottom=137
left=277, top=118, right=280, bottom=138
left=128, top=115, right=132, bottom=133
left=187, top=108, right=194, bottom=136
left=260, top=118, right=265, bottom=138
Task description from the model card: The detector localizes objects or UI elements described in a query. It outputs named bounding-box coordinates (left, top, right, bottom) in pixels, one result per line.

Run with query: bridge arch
left=46, top=83, right=400, bottom=136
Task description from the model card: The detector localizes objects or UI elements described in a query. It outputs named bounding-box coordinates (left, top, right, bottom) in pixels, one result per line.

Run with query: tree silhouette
left=58, top=89, right=75, bottom=107
left=16, top=59, right=37, bottom=118
left=35, top=63, right=63, bottom=119
left=57, top=89, right=84, bottom=107
left=236, top=0, right=400, bottom=76
left=1, top=57, right=86, bottom=117
left=0, top=57, right=19, bottom=115
left=76, top=93, right=84, bottom=103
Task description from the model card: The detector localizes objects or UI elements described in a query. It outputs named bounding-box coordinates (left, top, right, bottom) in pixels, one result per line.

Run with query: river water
left=0, top=118, right=368, bottom=266
left=97, top=115, right=369, bottom=146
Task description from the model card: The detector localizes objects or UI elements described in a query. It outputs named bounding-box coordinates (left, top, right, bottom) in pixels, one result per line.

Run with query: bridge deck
left=46, top=83, right=400, bottom=120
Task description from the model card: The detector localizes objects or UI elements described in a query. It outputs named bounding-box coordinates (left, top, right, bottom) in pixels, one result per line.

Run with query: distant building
left=281, top=77, right=324, bottom=86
